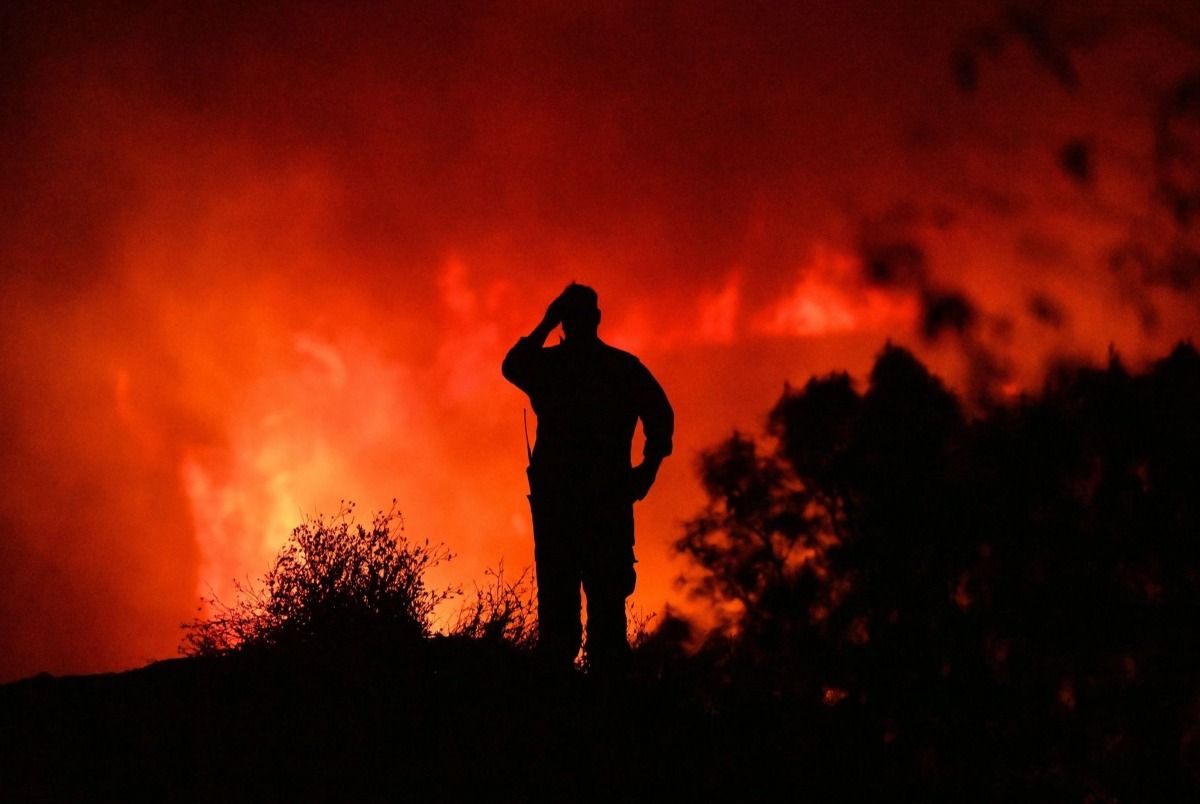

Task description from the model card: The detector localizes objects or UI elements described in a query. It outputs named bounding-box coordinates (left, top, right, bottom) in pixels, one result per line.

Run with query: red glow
left=2, top=2, right=1199, bottom=682
left=754, top=246, right=918, bottom=338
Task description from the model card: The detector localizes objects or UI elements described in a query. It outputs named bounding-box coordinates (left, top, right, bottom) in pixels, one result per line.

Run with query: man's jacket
left=502, top=336, right=673, bottom=504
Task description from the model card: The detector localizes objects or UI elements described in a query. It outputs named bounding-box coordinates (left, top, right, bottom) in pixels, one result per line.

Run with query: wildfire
left=2, top=1, right=1199, bottom=683
left=755, top=246, right=919, bottom=338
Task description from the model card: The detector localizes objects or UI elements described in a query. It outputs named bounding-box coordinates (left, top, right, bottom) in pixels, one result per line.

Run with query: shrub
left=182, top=501, right=455, bottom=656
left=450, top=562, right=537, bottom=647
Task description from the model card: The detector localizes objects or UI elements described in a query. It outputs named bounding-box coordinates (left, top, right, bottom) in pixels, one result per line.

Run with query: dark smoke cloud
left=1059, top=139, right=1092, bottom=185
left=922, top=291, right=979, bottom=340
left=856, top=226, right=1011, bottom=405
left=1029, top=293, right=1068, bottom=328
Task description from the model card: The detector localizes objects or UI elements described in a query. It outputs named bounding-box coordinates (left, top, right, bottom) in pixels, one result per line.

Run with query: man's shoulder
left=545, top=339, right=640, bottom=361
left=596, top=339, right=640, bottom=361
left=597, top=340, right=648, bottom=371
left=544, top=339, right=648, bottom=374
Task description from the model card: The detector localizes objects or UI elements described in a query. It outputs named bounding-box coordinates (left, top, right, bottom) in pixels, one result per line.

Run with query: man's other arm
left=630, top=361, right=674, bottom=501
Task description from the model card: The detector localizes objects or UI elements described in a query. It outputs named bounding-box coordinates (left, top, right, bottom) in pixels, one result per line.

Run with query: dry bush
left=450, top=562, right=537, bottom=647
left=182, top=501, right=455, bottom=656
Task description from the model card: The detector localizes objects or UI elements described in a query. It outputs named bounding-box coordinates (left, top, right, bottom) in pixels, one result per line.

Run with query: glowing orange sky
left=2, top=1, right=1199, bottom=682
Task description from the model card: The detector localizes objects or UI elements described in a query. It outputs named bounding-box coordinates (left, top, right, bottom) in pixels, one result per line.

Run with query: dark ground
left=0, top=637, right=729, bottom=804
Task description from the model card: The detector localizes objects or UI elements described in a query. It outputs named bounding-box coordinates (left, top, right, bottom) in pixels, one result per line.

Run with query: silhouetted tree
left=677, top=341, right=1200, bottom=801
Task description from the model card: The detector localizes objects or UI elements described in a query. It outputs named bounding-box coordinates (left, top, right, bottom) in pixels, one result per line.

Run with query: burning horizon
left=2, top=1, right=1200, bottom=682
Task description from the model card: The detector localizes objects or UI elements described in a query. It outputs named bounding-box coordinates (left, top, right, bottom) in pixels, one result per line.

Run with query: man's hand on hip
left=630, top=460, right=660, bottom=502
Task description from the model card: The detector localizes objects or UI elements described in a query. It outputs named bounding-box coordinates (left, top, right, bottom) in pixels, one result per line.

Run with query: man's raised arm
left=501, top=292, right=566, bottom=393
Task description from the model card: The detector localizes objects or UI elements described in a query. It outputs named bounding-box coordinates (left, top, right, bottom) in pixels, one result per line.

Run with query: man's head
left=557, top=283, right=601, bottom=340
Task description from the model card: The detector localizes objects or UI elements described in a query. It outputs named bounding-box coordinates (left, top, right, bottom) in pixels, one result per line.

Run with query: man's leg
left=534, top=538, right=583, bottom=671
left=581, top=541, right=636, bottom=673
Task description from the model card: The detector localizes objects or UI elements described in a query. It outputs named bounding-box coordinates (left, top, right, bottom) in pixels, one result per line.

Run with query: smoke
left=1, top=0, right=1199, bottom=681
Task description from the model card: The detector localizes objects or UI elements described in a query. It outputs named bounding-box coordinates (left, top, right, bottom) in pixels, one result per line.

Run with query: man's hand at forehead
left=543, top=283, right=578, bottom=327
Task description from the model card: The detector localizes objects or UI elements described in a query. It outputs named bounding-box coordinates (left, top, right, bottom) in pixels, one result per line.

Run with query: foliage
left=449, top=562, right=537, bottom=647
left=626, top=604, right=658, bottom=648
left=182, top=502, right=455, bottom=655
left=448, top=567, right=660, bottom=655
left=676, top=341, right=1200, bottom=800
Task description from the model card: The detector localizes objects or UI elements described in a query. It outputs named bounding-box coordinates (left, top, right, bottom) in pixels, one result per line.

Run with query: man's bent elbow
left=644, top=422, right=674, bottom=463
left=501, top=343, right=525, bottom=384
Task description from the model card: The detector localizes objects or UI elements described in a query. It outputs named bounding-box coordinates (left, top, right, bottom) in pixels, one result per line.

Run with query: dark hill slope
left=0, top=637, right=719, bottom=803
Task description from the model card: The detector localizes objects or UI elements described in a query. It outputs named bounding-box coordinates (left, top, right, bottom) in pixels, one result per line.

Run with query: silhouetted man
left=502, top=283, right=673, bottom=672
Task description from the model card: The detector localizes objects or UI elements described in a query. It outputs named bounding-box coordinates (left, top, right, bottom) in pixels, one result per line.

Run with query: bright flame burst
left=756, top=245, right=918, bottom=338
left=180, top=331, right=427, bottom=607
